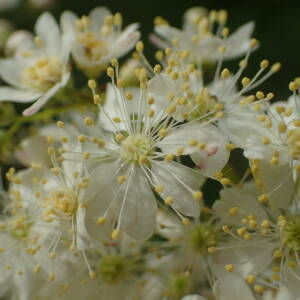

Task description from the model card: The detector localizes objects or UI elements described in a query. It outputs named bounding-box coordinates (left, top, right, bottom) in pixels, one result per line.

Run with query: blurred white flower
left=0, top=12, right=73, bottom=116
left=152, top=7, right=255, bottom=63
left=61, top=7, right=140, bottom=77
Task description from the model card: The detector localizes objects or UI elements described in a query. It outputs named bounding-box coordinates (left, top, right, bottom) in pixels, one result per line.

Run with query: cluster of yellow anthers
left=75, top=13, right=122, bottom=62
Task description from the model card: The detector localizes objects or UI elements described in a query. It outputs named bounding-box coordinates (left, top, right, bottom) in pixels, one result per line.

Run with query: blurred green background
left=1, top=0, right=300, bottom=99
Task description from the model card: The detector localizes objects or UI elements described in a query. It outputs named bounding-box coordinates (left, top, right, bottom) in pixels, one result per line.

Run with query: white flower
left=243, top=92, right=300, bottom=173
left=0, top=186, right=72, bottom=300
left=213, top=179, right=300, bottom=292
left=147, top=47, right=278, bottom=177
left=56, top=74, right=209, bottom=241
left=156, top=209, right=221, bottom=287
left=0, top=12, right=73, bottom=116
left=61, top=7, right=140, bottom=77
left=152, top=7, right=255, bottom=63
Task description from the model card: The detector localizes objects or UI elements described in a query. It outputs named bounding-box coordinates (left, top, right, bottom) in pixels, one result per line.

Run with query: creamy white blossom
left=0, top=12, right=73, bottom=116
left=61, top=7, right=140, bottom=77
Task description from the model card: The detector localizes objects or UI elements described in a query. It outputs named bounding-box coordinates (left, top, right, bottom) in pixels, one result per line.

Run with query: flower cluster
left=0, top=6, right=299, bottom=300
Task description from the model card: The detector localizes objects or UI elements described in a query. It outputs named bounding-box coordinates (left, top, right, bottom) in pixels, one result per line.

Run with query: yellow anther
left=49, top=252, right=56, bottom=259
left=198, top=143, right=206, bottom=150
left=125, top=92, right=133, bottom=101
left=155, top=185, right=164, bottom=193
left=117, top=79, right=124, bottom=88
left=270, top=157, right=279, bottom=165
left=249, top=38, right=258, bottom=48
left=261, top=220, right=270, bottom=228
left=50, top=167, right=61, bottom=175
left=254, top=285, right=264, bottom=294
left=258, top=194, right=269, bottom=203
left=164, top=154, right=174, bottom=161
left=221, top=68, right=230, bottom=79
left=222, top=225, right=230, bottom=233
left=155, top=50, right=164, bottom=61
left=93, top=94, right=102, bottom=104
left=208, top=247, right=216, bottom=254
left=147, top=97, right=155, bottom=105
left=182, top=218, right=191, bottom=226
left=241, top=77, right=250, bottom=87
left=117, top=175, right=127, bottom=184
left=189, top=139, right=197, bottom=147
left=84, top=117, right=94, bottom=126
left=226, top=143, right=236, bottom=151
left=111, top=229, right=120, bottom=240
left=176, top=147, right=184, bottom=156
left=56, top=121, right=65, bottom=128
left=166, top=105, right=176, bottom=115
left=147, top=109, right=155, bottom=117
left=260, top=59, right=269, bottom=69
left=89, top=271, right=97, bottom=280
left=136, top=41, right=144, bottom=52
left=115, top=133, right=125, bottom=142
left=243, top=233, right=252, bottom=240
left=237, top=227, right=246, bottom=236
left=288, top=261, right=296, bottom=268
left=225, top=264, right=233, bottom=272
left=267, top=92, right=275, bottom=100
left=88, top=79, right=97, bottom=90
left=60, top=136, right=68, bottom=143
left=229, top=207, right=238, bottom=216
left=110, top=58, right=118, bottom=67
left=34, top=264, right=41, bottom=273
left=107, top=67, right=114, bottom=77
left=153, top=64, right=161, bottom=74
left=220, top=178, right=231, bottom=185
left=83, top=152, right=90, bottom=160
left=246, top=274, right=256, bottom=284
left=112, top=117, right=122, bottom=123
left=289, top=81, right=299, bottom=91
left=96, top=217, right=106, bottom=225
left=273, top=249, right=283, bottom=258
left=48, top=274, right=55, bottom=282
left=193, top=191, right=203, bottom=201
left=256, top=91, right=265, bottom=99
left=271, top=62, right=281, bottom=73
left=46, top=136, right=54, bottom=144
left=164, top=196, right=174, bottom=205
left=78, top=135, right=87, bottom=143
left=261, top=136, right=270, bottom=145
left=222, top=27, right=229, bottom=37
left=159, top=128, right=168, bottom=138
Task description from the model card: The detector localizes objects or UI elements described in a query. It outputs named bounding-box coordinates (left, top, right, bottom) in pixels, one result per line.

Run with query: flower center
left=188, top=223, right=218, bottom=254
left=77, top=32, right=108, bottom=62
left=287, top=129, right=300, bottom=159
left=281, top=216, right=300, bottom=251
left=43, top=188, right=78, bottom=221
left=9, top=216, right=32, bottom=240
left=188, top=88, right=218, bottom=121
left=121, top=134, right=153, bottom=163
left=22, top=57, right=62, bottom=92
left=97, top=254, right=139, bottom=284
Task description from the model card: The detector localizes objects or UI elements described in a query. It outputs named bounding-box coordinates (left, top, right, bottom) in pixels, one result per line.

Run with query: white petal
left=181, top=296, right=206, bottom=300
left=213, top=273, right=255, bottom=300
left=0, top=58, right=29, bottom=89
left=0, top=86, right=40, bottom=103
left=213, top=182, right=268, bottom=225
left=35, top=12, right=61, bottom=57
left=120, top=166, right=157, bottom=240
left=152, top=161, right=204, bottom=217
left=89, top=6, right=110, bottom=31
left=76, top=206, right=92, bottom=250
